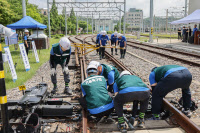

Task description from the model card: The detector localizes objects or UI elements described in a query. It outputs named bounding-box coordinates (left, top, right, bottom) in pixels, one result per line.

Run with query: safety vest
left=101, top=64, right=119, bottom=81
left=116, top=75, right=148, bottom=92
left=81, top=75, right=113, bottom=109
left=52, top=43, right=70, bottom=65
left=153, top=65, right=183, bottom=82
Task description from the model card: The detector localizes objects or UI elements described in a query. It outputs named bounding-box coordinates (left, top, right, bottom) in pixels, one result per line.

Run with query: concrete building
left=95, top=19, right=114, bottom=32
left=188, top=0, right=199, bottom=15
left=39, top=8, right=48, bottom=16
left=126, top=8, right=143, bottom=32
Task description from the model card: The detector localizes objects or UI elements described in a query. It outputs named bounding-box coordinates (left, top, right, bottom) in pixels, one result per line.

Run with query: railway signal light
left=151, top=27, right=153, bottom=35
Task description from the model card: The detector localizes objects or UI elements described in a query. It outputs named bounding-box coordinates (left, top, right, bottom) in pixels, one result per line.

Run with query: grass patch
left=2, top=38, right=60, bottom=90
left=140, top=33, right=178, bottom=39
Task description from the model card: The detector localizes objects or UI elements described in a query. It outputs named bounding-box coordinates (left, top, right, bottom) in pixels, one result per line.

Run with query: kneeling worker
left=149, top=65, right=192, bottom=119
left=114, top=71, right=150, bottom=132
left=50, top=37, right=72, bottom=95
left=81, top=64, right=114, bottom=118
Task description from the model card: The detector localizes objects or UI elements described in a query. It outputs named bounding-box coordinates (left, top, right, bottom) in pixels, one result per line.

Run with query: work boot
left=148, top=115, right=160, bottom=120
left=111, top=51, right=113, bottom=55
left=120, top=55, right=122, bottom=59
left=182, top=109, right=192, bottom=118
left=64, top=86, right=72, bottom=95
left=115, top=52, right=118, bottom=55
left=129, top=117, right=135, bottom=125
left=51, top=85, right=57, bottom=94
left=100, top=56, right=102, bottom=60
left=117, top=123, right=127, bottom=133
left=136, top=118, right=145, bottom=128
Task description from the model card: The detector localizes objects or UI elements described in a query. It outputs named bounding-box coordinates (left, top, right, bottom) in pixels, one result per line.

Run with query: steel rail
left=126, top=42, right=200, bottom=67
left=69, top=36, right=88, bottom=133
left=89, top=35, right=200, bottom=133
left=127, top=40, right=200, bottom=58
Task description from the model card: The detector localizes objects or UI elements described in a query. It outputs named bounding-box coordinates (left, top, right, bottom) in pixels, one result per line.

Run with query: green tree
left=27, top=4, right=42, bottom=23
left=50, top=0, right=59, bottom=33
left=0, top=0, right=16, bottom=25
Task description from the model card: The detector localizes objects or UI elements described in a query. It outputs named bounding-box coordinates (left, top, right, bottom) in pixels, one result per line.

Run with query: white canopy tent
left=170, top=9, right=200, bottom=25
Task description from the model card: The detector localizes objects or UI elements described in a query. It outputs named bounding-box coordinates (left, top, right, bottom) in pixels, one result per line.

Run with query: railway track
left=69, top=35, right=200, bottom=133
left=126, top=40, right=200, bottom=67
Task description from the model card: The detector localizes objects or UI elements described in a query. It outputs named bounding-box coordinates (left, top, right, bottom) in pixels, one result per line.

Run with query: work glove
left=51, top=68, right=56, bottom=76
left=108, top=84, right=114, bottom=93
left=63, top=65, right=69, bottom=74
left=151, top=86, right=155, bottom=93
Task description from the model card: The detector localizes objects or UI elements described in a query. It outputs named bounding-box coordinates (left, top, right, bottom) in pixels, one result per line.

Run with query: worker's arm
left=113, top=82, right=119, bottom=96
left=50, top=48, right=55, bottom=68
left=149, top=71, right=157, bottom=91
left=24, top=36, right=28, bottom=47
left=124, top=37, right=127, bottom=48
left=81, top=84, right=86, bottom=97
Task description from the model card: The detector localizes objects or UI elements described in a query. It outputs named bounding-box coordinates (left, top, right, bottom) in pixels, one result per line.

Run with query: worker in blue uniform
left=149, top=65, right=192, bottom=119
left=114, top=71, right=150, bottom=132
left=111, top=31, right=118, bottom=55
left=116, top=33, right=127, bottom=59
left=81, top=64, right=114, bottom=119
left=23, top=29, right=29, bottom=56
left=96, top=31, right=102, bottom=55
left=99, top=31, right=111, bottom=60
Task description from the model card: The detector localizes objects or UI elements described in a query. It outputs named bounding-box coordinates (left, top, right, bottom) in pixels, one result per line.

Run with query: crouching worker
left=114, top=71, right=150, bottom=132
left=80, top=64, right=114, bottom=120
left=149, top=65, right=192, bottom=119
left=50, top=37, right=72, bottom=95
left=97, top=63, right=120, bottom=93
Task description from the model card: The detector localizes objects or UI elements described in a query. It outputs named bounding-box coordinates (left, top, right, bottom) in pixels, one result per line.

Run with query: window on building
left=44, top=11, right=46, bottom=15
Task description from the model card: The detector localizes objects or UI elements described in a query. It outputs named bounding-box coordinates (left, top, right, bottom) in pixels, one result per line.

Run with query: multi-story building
left=188, top=0, right=199, bottom=15
left=95, top=19, right=114, bottom=32
left=126, top=8, right=143, bottom=31
left=39, top=8, right=48, bottom=16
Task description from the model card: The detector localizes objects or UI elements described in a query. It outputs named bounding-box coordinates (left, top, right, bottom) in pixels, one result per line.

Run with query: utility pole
left=47, top=0, right=51, bottom=38
left=65, top=7, right=67, bottom=36
left=76, top=13, right=78, bottom=35
left=92, top=13, right=93, bottom=34
left=185, top=0, right=187, bottom=17
left=166, top=9, right=168, bottom=33
left=86, top=16, right=88, bottom=34
left=119, top=5, right=121, bottom=33
left=153, top=15, right=155, bottom=33
left=99, top=13, right=101, bottom=32
left=123, top=0, right=126, bottom=35
left=149, top=0, right=153, bottom=43
left=22, top=0, right=26, bottom=17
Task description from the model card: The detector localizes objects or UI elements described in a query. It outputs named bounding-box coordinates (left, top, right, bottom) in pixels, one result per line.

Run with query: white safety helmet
left=102, top=30, right=107, bottom=35
left=117, top=33, right=122, bottom=38
left=86, top=64, right=98, bottom=74
left=100, top=31, right=103, bottom=35
left=59, top=37, right=71, bottom=50
left=119, top=70, right=131, bottom=78
left=114, top=31, right=118, bottom=36
left=89, top=61, right=100, bottom=68
left=24, top=29, right=29, bottom=33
